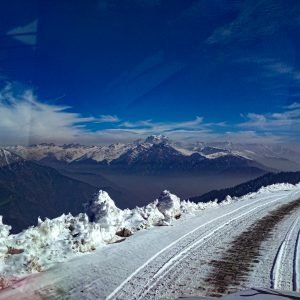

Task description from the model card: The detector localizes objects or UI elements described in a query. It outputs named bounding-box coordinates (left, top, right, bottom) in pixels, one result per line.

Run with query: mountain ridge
left=190, top=171, right=300, bottom=203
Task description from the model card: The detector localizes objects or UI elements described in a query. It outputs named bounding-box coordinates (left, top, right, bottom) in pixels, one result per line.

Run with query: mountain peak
left=144, top=135, right=169, bottom=144
left=0, top=149, right=24, bottom=167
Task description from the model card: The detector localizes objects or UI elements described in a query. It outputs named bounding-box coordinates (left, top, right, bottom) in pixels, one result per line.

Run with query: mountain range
left=7, top=135, right=298, bottom=174
left=1, top=136, right=300, bottom=232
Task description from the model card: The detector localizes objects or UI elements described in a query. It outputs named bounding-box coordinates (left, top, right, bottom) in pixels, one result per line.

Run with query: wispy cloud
left=287, top=102, right=300, bottom=109
left=119, top=116, right=204, bottom=132
left=0, top=85, right=299, bottom=146
left=263, top=62, right=300, bottom=83
left=206, top=0, right=300, bottom=45
left=96, top=114, right=120, bottom=123
left=239, top=103, right=300, bottom=141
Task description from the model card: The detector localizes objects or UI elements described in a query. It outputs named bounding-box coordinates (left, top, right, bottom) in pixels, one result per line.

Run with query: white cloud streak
left=96, top=114, right=120, bottom=123
left=0, top=85, right=299, bottom=146
left=239, top=103, right=300, bottom=142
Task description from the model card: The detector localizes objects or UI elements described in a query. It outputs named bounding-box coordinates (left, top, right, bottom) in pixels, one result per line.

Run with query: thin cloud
left=206, top=0, right=300, bottom=45
left=118, top=117, right=205, bottom=133
left=287, top=102, right=300, bottom=109
left=96, top=114, right=120, bottom=123
left=239, top=103, right=300, bottom=138
left=0, top=85, right=299, bottom=146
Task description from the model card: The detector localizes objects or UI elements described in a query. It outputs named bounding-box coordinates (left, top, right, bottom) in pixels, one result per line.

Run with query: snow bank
left=122, top=201, right=164, bottom=229
left=86, top=190, right=123, bottom=242
left=0, top=217, right=11, bottom=261
left=157, top=190, right=181, bottom=224
left=1, top=182, right=299, bottom=283
left=0, top=213, right=108, bottom=279
left=257, top=183, right=298, bottom=193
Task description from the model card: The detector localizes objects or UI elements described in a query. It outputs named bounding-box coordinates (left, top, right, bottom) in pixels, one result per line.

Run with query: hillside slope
left=190, top=171, right=300, bottom=203
left=0, top=161, right=98, bottom=233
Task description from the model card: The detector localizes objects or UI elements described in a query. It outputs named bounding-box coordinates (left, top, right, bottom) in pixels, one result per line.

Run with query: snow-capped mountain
left=203, top=142, right=300, bottom=169
left=109, top=142, right=266, bottom=175
left=0, top=149, right=23, bottom=167
left=144, top=134, right=170, bottom=144
left=4, top=136, right=241, bottom=165
left=5, top=135, right=300, bottom=174
left=111, top=142, right=187, bottom=167
left=5, top=136, right=270, bottom=173
left=6, top=143, right=132, bottom=164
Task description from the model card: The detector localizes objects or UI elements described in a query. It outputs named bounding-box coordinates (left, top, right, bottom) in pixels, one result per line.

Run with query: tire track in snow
left=107, top=194, right=289, bottom=300
left=204, top=196, right=300, bottom=297
left=137, top=197, right=287, bottom=300
left=270, top=217, right=300, bottom=290
left=293, top=226, right=300, bottom=292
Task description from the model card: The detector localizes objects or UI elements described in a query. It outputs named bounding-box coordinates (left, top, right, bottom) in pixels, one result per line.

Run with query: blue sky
left=0, top=0, right=300, bottom=145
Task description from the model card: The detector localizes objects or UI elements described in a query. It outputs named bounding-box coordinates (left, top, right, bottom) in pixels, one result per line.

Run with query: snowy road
left=1, top=187, right=300, bottom=299
left=270, top=217, right=300, bottom=290
left=294, top=226, right=300, bottom=292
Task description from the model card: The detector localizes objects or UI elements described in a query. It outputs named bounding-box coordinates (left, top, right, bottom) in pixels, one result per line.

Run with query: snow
left=0, top=186, right=300, bottom=299
left=170, top=146, right=195, bottom=156
left=6, top=143, right=131, bottom=163
left=85, top=190, right=123, bottom=242
left=157, top=190, right=181, bottom=224
left=257, top=182, right=298, bottom=193
left=144, top=135, right=169, bottom=144
left=0, top=149, right=23, bottom=167
left=6, top=138, right=256, bottom=164
left=0, top=217, right=11, bottom=257
left=296, top=227, right=300, bottom=292
left=0, top=213, right=107, bottom=278
left=0, top=189, right=234, bottom=281
left=0, top=182, right=300, bottom=297
left=270, top=217, right=299, bottom=290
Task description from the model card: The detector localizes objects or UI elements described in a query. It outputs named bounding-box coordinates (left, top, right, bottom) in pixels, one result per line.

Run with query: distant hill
left=0, top=161, right=98, bottom=233
left=190, top=171, right=300, bottom=203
